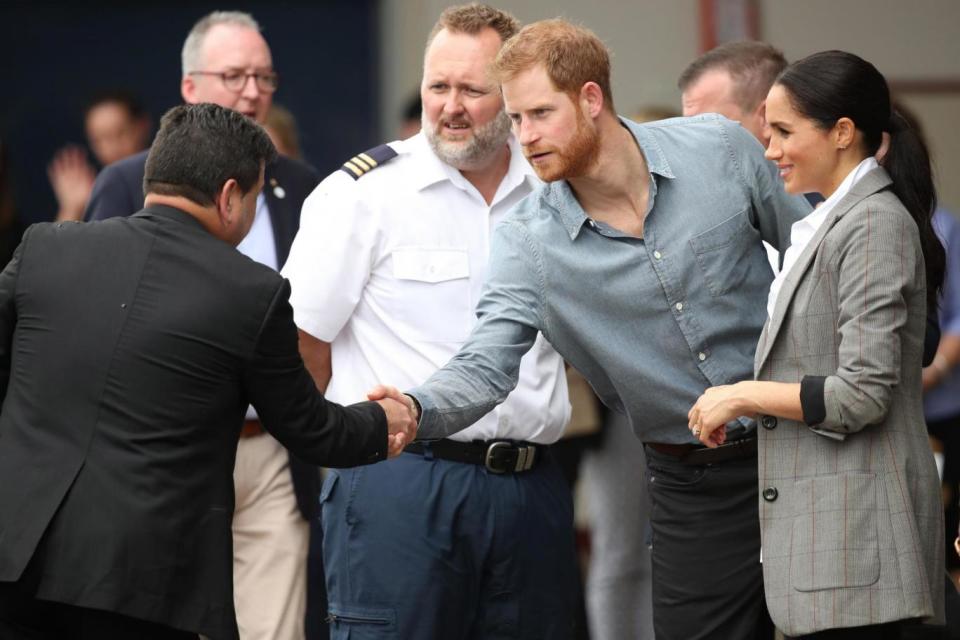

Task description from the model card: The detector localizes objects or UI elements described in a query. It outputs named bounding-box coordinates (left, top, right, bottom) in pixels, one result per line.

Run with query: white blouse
left=767, top=156, right=880, bottom=318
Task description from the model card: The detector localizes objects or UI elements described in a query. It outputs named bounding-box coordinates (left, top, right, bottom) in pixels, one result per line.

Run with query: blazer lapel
left=261, top=162, right=295, bottom=266
left=754, top=168, right=894, bottom=373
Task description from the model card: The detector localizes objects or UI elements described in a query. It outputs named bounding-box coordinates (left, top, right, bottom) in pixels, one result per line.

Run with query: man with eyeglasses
left=85, top=11, right=321, bottom=640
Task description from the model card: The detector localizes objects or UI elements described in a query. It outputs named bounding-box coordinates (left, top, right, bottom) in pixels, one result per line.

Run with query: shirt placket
left=643, top=180, right=722, bottom=387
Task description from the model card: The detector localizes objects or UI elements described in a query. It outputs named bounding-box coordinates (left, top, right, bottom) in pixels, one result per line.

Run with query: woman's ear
left=834, top=117, right=856, bottom=151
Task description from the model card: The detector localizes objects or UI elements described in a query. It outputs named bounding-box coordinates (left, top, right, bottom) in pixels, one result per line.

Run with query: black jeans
left=798, top=619, right=940, bottom=639
left=644, top=445, right=773, bottom=640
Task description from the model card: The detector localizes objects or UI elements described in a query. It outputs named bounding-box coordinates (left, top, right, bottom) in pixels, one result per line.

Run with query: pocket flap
left=689, top=208, right=750, bottom=254
left=392, top=248, right=469, bottom=283
left=319, top=471, right=339, bottom=504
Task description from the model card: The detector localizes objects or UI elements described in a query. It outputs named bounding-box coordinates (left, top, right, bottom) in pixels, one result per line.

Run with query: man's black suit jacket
left=85, top=151, right=323, bottom=519
left=0, top=207, right=386, bottom=639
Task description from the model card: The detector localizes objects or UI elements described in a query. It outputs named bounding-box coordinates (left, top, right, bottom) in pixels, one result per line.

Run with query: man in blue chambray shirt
left=372, top=19, right=811, bottom=640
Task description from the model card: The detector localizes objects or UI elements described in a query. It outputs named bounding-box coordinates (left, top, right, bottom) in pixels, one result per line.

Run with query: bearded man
left=280, top=5, right=573, bottom=639
left=379, top=18, right=814, bottom=640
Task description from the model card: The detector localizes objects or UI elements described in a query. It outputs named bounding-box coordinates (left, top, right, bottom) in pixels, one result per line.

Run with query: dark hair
left=144, top=103, right=277, bottom=206
left=775, top=50, right=944, bottom=310
left=83, top=89, right=148, bottom=122
left=678, top=41, right=786, bottom=113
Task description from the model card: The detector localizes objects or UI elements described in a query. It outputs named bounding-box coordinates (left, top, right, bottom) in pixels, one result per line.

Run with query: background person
left=263, top=104, right=303, bottom=160
left=679, top=40, right=786, bottom=145
left=47, top=90, right=151, bottom=222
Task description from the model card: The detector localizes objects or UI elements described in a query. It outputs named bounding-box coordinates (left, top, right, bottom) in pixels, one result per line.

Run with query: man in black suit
left=0, top=103, right=415, bottom=640
left=84, top=12, right=325, bottom=639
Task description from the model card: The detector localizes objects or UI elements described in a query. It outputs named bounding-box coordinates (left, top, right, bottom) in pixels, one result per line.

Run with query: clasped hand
left=368, top=385, right=419, bottom=458
left=687, top=384, right=747, bottom=448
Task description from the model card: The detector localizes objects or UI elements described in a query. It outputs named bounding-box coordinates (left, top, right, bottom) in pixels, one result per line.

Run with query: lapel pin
left=269, top=178, right=286, bottom=200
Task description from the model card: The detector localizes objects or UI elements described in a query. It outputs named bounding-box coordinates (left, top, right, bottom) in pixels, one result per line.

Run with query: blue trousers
left=321, top=448, right=577, bottom=639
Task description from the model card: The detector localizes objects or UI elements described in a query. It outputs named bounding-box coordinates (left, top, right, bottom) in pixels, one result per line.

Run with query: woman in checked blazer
left=688, top=51, right=946, bottom=638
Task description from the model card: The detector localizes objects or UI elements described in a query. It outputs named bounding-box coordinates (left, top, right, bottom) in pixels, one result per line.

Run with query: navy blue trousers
left=321, top=447, right=577, bottom=639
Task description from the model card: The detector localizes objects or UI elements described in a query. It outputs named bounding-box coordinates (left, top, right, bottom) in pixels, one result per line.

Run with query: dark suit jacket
left=85, top=151, right=324, bottom=518
left=0, top=207, right=386, bottom=639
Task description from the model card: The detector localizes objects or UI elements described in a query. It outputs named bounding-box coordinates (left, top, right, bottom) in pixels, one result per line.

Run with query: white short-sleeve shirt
left=282, top=133, right=570, bottom=443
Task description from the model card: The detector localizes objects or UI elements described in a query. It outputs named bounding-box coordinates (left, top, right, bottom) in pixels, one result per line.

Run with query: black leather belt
left=645, top=436, right=756, bottom=466
left=404, top=439, right=545, bottom=474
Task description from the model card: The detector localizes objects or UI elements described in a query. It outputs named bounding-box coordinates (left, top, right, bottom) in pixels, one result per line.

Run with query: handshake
left=368, top=385, right=420, bottom=458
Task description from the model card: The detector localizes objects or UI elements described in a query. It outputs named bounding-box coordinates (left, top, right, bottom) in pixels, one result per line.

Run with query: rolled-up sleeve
left=817, top=207, right=920, bottom=434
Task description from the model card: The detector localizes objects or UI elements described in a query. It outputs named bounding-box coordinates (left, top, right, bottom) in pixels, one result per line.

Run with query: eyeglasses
left=189, top=70, right=279, bottom=93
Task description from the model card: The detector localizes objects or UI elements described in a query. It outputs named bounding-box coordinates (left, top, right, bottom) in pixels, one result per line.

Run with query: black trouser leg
left=645, top=447, right=772, bottom=640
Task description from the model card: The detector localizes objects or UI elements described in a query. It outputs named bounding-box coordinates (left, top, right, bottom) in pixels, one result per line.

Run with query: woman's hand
left=688, top=383, right=752, bottom=448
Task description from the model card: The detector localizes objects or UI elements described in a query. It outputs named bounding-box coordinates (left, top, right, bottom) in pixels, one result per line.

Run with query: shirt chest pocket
left=389, top=248, right=473, bottom=343
left=689, top=209, right=763, bottom=297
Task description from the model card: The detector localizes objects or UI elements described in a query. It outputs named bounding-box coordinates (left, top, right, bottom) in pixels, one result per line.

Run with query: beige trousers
left=233, top=433, right=308, bottom=640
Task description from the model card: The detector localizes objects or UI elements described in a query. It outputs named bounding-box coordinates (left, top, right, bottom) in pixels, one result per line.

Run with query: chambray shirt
left=410, top=115, right=811, bottom=444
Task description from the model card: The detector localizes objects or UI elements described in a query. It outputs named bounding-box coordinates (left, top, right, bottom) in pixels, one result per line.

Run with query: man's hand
left=368, top=385, right=419, bottom=457
left=375, top=395, right=417, bottom=458
left=367, top=384, right=420, bottom=422
left=48, top=145, right=96, bottom=221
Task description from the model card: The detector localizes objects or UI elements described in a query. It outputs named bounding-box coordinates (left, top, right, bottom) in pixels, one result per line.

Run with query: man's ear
left=754, top=99, right=767, bottom=127
left=216, top=178, right=241, bottom=227
left=579, top=82, right=605, bottom=119
left=181, top=75, right=196, bottom=105
left=753, top=98, right=770, bottom=143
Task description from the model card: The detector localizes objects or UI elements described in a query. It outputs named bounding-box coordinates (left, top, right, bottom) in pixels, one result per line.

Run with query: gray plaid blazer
left=754, top=168, right=944, bottom=635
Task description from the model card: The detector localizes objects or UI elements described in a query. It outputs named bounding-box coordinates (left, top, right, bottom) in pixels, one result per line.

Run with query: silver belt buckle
left=485, top=441, right=510, bottom=473
left=484, top=441, right=537, bottom=473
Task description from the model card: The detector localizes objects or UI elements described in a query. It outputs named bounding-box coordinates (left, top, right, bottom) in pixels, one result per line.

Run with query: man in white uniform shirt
left=281, top=4, right=573, bottom=638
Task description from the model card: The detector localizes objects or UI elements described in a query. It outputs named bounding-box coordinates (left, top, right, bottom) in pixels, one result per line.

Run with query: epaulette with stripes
left=339, top=144, right=398, bottom=180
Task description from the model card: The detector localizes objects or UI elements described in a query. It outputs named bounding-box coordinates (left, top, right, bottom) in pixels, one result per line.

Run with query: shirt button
left=763, top=487, right=779, bottom=502
left=761, top=415, right=778, bottom=430
left=653, top=250, right=662, bottom=260
left=698, top=352, right=706, bottom=361
left=675, top=302, right=683, bottom=312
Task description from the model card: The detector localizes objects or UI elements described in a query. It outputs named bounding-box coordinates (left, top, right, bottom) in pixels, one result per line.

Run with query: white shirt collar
left=767, top=156, right=880, bottom=319
left=406, top=132, right=538, bottom=205
left=798, top=156, right=880, bottom=235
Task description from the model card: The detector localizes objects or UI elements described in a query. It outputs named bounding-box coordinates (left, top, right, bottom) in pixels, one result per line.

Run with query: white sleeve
left=281, top=173, right=379, bottom=341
